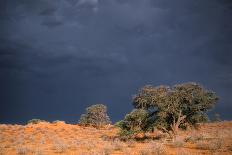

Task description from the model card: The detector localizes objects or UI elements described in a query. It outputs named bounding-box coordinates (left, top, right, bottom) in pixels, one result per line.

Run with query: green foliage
left=114, top=120, right=124, bottom=128
left=132, top=82, right=218, bottom=134
left=117, top=109, right=151, bottom=139
left=27, top=119, right=46, bottom=124
left=79, top=104, right=111, bottom=127
left=118, top=82, right=218, bottom=138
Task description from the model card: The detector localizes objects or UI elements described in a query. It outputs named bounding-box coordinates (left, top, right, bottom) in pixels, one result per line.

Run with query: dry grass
left=0, top=121, right=231, bottom=155
left=0, top=145, right=5, bottom=155
left=53, top=139, right=69, bottom=153
left=101, top=144, right=113, bottom=155
left=176, top=148, right=192, bottom=155
left=184, top=131, right=204, bottom=143
left=172, top=137, right=185, bottom=148
left=139, top=142, right=167, bottom=155
left=32, top=147, right=45, bottom=155
left=15, top=145, right=30, bottom=155
left=195, top=139, right=222, bottom=151
left=111, top=139, right=125, bottom=151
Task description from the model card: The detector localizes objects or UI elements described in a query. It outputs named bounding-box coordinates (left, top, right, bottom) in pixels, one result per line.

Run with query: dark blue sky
left=0, top=0, right=232, bottom=124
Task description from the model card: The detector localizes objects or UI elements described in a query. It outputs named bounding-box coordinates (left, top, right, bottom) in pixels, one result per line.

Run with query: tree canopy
left=79, top=104, right=111, bottom=127
left=118, top=82, right=218, bottom=137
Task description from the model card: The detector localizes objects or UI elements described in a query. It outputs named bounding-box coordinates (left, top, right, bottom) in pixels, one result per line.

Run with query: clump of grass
left=172, top=137, right=185, bottom=147
left=53, top=140, right=68, bottom=153
left=100, top=135, right=109, bottom=141
left=0, top=145, right=5, bottom=155
left=82, top=141, right=96, bottom=151
left=111, top=139, right=125, bottom=151
left=101, top=144, right=113, bottom=155
left=69, top=139, right=81, bottom=150
left=138, top=142, right=167, bottom=155
left=209, top=139, right=222, bottom=150
left=148, top=142, right=167, bottom=155
left=228, top=144, right=232, bottom=151
left=195, top=141, right=210, bottom=150
left=185, top=133, right=204, bottom=143
left=176, top=148, right=191, bottom=155
left=33, top=147, right=44, bottom=155
left=16, top=146, right=30, bottom=155
left=39, top=137, right=46, bottom=145
left=126, top=140, right=135, bottom=148
left=139, top=149, right=151, bottom=155
left=196, top=139, right=222, bottom=151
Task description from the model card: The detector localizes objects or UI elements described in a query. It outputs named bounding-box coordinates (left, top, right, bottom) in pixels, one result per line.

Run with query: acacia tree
left=132, top=82, right=218, bottom=135
left=79, top=104, right=111, bottom=127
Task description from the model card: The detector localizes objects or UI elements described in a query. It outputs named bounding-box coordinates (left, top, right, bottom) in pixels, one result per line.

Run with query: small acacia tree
left=116, top=109, right=150, bottom=139
left=79, top=104, right=111, bottom=127
left=118, top=82, right=218, bottom=137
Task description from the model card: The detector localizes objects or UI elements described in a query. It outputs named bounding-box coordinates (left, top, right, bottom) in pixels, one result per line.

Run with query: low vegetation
left=0, top=121, right=231, bottom=154
left=27, top=119, right=47, bottom=125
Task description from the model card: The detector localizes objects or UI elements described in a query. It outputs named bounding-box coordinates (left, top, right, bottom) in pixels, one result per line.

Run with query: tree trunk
left=171, top=110, right=186, bottom=136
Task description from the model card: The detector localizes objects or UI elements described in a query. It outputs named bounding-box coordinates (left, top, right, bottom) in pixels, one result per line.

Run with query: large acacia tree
left=132, top=82, right=218, bottom=135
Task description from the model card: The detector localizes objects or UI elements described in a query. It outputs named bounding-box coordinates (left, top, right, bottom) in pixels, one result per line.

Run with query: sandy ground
left=0, top=121, right=232, bottom=155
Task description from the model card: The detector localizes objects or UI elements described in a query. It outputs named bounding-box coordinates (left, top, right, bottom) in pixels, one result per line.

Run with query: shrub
left=117, top=109, right=150, bottom=139
left=79, top=104, right=111, bottom=127
left=52, top=120, right=65, bottom=124
left=211, top=113, right=221, bottom=122
left=27, top=119, right=46, bottom=125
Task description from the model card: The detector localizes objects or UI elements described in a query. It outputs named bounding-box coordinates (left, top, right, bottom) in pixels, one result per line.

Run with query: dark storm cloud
left=39, top=8, right=57, bottom=16
left=42, top=20, right=63, bottom=28
left=0, top=0, right=232, bottom=123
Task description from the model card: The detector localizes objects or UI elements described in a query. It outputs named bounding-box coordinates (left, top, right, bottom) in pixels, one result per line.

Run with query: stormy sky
left=0, top=0, right=232, bottom=124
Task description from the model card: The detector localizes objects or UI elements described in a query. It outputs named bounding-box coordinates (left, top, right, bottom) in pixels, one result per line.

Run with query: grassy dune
left=0, top=121, right=232, bottom=155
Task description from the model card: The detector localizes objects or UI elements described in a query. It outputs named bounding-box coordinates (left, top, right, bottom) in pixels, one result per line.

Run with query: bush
left=117, top=109, right=151, bottom=139
left=52, top=120, right=65, bottom=124
left=79, top=104, right=111, bottom=127
left=211, top=113, right=221, bottom=122
left=27, top=119, right=46, bottom=125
